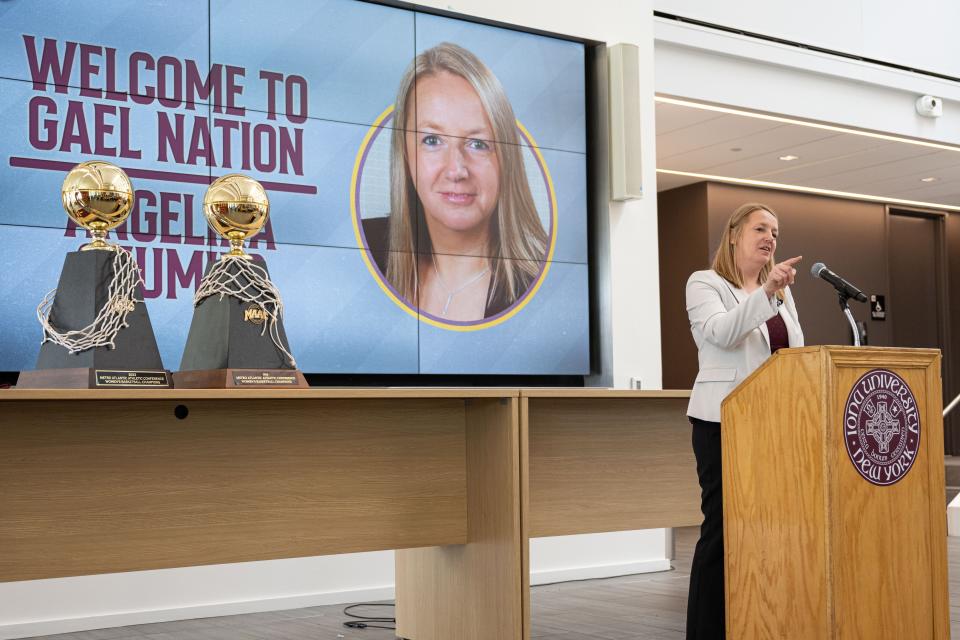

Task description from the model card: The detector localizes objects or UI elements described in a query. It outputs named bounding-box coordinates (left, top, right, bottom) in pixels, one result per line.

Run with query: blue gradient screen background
left=0, top=0, right=588, bottom=374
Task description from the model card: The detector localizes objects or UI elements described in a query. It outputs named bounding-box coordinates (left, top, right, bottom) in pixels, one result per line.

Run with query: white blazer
left=685, top=269, right=804, bottom=422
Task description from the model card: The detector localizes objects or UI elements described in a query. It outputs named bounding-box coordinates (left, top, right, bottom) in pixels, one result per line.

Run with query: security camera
left=916, top=95, right=943, bottom=117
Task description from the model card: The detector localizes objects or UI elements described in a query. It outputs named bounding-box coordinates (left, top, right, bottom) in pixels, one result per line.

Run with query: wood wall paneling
left=888, top=211, right=943, bottom=350
left=945, top=212, right=960, bottom=450
left=658, top=183, right=710, bottom=389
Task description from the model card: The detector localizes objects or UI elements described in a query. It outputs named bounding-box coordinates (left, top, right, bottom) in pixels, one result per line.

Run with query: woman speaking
left=684, top=203, right=804, bottom=639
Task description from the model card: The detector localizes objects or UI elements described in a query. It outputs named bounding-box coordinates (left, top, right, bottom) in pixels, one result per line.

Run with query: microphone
left=810, top=262, right=868, bottom=303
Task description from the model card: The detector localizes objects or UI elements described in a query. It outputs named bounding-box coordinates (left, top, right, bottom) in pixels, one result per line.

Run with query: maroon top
left=766, top=312, right=789, bottom=353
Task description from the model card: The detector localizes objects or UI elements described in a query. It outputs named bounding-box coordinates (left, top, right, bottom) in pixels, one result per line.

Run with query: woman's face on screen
left=405, top=71, right=500, bottom=236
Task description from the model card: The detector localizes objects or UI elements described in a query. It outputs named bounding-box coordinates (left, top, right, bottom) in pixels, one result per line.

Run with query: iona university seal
left=843, top=368, right=921, bottom=486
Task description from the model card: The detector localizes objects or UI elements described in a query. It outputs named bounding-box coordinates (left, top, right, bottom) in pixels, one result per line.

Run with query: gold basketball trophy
left=173, top=174, right=306, bottom=388
left=18, top=160, right=171, bottom=388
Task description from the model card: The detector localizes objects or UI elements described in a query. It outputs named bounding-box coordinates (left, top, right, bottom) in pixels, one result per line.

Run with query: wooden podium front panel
left=826, top=349, right=949, bottom=640
left=722, top=349, right=830, bottom=640
left=0, top=397, right=469, bottom=582
left=724, top=347, right=949, bottom=640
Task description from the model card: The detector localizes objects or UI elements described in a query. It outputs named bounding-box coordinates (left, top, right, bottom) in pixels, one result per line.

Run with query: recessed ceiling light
left=779, top=154, right=799, bottom=161
left=921, top=176, right=937, bottom=182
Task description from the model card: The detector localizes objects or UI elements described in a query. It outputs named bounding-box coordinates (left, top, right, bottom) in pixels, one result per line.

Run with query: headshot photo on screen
left=360, top=42, right=550, bottom=323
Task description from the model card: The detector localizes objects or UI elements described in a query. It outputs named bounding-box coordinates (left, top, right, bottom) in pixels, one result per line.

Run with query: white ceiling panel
left=654, top=101, right=725, bottom=135
left=756, top=145, right=939, bottom=187
left=680, top=133, right=877, bottom=179
left=659, top=125, right=839, bottom=173
left=655, top=100, right=960, bottom=209
left=847, top=165, right=960, bottom=196
left=808, top=150, right=960, bottom=191
left=747, top=135, right=893, bottom=180
left=656, top=114, right=783, bottom=158
left=882, top=180, right=960, bottom=200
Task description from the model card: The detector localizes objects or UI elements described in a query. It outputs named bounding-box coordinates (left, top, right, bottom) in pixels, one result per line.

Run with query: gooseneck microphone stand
left=838, top=292, right=861, bottom=347
left=813, top=262, right=866, bottom=346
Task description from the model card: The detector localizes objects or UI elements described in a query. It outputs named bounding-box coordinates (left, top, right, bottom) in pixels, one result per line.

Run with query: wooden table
left=0, top=388, right=698, bottom=640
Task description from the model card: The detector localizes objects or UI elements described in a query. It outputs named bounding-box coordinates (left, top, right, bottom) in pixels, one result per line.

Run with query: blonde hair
left=711, top=202, right=782, bottom=298
left=385, top=42, right=548, bottom=312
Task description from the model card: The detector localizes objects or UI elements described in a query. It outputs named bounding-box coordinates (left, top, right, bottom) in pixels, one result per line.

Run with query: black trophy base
left=173, top=368, right=308, bottom=389
left=26, top=249, right=168, bottom=388
left=17, top=367, right=172, bottom=389
left=177, top=259, right=300, bottom=381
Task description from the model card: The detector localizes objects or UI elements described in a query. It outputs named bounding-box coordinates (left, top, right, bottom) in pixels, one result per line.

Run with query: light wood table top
left=0, top=387, right=692, bottom=402
left=521, top=388, right=691, bottom=398
left=0, top=387, right=520, bottom=401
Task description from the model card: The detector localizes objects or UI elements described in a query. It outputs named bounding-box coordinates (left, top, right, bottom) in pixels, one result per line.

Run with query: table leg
left=396, top=397, right=524, bottom=640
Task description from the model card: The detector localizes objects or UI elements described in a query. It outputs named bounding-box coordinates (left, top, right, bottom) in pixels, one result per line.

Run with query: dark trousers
left=686, top=417, right=725, bottom=640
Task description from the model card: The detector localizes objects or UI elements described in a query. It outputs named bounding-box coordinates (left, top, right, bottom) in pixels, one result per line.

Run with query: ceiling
left=655, top=98, right=960, bottom=210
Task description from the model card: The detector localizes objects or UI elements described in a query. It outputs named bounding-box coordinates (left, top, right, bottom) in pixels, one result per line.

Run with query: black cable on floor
left=342, top=602, right=396, bottom=631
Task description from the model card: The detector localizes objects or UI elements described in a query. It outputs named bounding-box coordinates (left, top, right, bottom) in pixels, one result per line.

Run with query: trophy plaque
left=18, top=161, right=171, bottom=389
left=173, top=174, right=307, bottom=388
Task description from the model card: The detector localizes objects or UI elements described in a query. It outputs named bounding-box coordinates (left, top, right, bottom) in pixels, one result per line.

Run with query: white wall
left=655, top=0, right=960, bottom=80
left=0, top=530, right=673, bottom=639
left=655, top=16, right=960, bottom=147
left=0, top=552, right=397, bottom=639
left=0, top=2, right=669, bottom=637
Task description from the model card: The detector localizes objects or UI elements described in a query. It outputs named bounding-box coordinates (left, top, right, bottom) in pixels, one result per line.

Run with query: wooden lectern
left=722, top=346, right=948, bottom=639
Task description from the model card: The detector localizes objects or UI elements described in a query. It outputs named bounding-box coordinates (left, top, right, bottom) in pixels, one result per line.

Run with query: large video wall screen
left=0, top=0, right=589, bottom=375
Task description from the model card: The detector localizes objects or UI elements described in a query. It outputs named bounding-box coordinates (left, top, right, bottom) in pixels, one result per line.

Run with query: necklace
left=431, top=253, right=490, bottom=317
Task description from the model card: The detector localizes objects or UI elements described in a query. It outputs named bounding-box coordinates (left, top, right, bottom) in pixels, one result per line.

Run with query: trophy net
left=194, top=254, right=297, bottom=368
left=36, top=246, right=144, bottom=354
